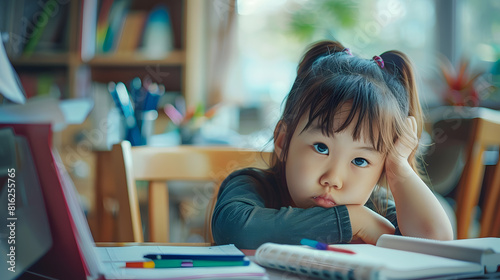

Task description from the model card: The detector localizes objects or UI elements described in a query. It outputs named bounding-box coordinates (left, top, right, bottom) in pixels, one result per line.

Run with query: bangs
left=302, top=74, right=402, bottom=154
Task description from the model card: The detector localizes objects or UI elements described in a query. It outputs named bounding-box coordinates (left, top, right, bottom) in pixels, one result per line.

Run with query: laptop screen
left=0, top=128, right=52, bottom=280
left=0, top=124, right=99, bottom=280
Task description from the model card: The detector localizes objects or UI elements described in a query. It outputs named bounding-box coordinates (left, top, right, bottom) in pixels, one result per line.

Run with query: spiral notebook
left=255, top=234, right=500, bottom=280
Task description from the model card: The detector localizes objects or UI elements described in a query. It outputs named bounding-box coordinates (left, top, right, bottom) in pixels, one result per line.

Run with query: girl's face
left=275, top=108, right=386, bottom=208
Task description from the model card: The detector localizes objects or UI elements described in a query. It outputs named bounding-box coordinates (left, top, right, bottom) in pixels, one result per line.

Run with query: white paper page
left=0, top=97, right=65, bottom=124
left=444, top=238, right=500, bottom=252
left=377, top=234, right=500, bottom=273
left=443, top=238, right=500, bottom=273
left=334, top=244, right=483, bottom=279
left=0, top=41, right=25, bottom=104
left=95, top=245, right=267, bottom=280
left=0, top=97, right=93, bottom=130
left=257, top=243, right=483, bottom=280
left=59, top=98, right=94, bottom=124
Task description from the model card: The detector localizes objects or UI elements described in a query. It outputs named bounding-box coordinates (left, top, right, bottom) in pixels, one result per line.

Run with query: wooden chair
left=452, top=108, right=500, bottom=238
left=101, top=141, right=271, bottom=243
left=427, top=107, right=500, bottom=238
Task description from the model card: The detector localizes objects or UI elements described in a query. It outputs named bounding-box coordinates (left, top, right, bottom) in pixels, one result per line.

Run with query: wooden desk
left=95, top=242, right=211, bottom=247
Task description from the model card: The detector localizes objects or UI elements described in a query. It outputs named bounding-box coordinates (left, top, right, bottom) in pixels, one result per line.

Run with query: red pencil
left=326, top=245, right=356, bottom=255
left=301, top=238, right=356, bottom=255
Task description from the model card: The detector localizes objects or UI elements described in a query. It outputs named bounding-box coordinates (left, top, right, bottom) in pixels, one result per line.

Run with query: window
left=218, top=0, right=499, bottom=143
left=226, top=0, right=438, bottom=136
left=457, top=0, right=500, bottom=106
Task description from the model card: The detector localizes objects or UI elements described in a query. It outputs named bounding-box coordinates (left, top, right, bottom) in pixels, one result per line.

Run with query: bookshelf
left=2, top=0, right=207, bottom=239
left=6, top=0, right=205, bottom=106
left=87, top=50, right=186, bottom=66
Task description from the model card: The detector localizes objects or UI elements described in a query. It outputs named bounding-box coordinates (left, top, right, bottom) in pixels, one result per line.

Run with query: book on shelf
left=2, top=0, right=38, bottom=58
left=140, top=4, right=174, bottom=59
left=95, top=0, right=115, bottom=53
left=18, top=72, right=65, bottom=99
left=88, top=0, right=177, bottom=57
left=255, top=234, right=500, bottom=280
left=0, top=0, right=70, bottom=58
left=33, top=1, right=70, bottom=54
left=23, top=0, right=70, bottom=56
left=102, top=0, right=130, bottom=53
left=80, top=0, right=98, bottom=61
left=96, top=0, right=131, bottom=54
left=115, top=10, right=147, bottom=54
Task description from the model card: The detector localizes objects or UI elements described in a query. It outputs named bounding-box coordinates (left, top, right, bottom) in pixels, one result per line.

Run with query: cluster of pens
left=126, top=253, right=250, bottom=269
left=163, top=99, right=219, bottom=144
left=108, top=77, right=165, bottom=146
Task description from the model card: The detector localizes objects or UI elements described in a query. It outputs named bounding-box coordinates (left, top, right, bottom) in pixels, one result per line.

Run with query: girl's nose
left=320, top=168, right=343, bottom=190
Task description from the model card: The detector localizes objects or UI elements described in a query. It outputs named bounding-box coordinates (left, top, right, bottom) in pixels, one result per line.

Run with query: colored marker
left=300, top=238, right=356, bottom=255
left=126, top=260, right=183, bottom=268
left=144, top=253, right=244, bottom=261
left=126, top=259, right=250, bottom=268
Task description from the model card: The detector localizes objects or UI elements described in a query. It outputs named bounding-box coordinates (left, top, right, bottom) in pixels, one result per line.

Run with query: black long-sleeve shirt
left=212, top=168, right=399, bottom=249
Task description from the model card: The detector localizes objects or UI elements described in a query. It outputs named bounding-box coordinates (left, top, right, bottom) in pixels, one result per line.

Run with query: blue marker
left=301, top=238, right=328, bottom=250
left=301, top=238, right=356, bottom=254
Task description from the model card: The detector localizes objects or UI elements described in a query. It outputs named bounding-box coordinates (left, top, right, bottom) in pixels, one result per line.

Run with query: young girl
left=211, top=40, right=453, bottom=249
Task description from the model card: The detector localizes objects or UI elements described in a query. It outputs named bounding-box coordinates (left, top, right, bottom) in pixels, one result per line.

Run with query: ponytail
left=297, top=41, right=347, bottom=77
left=381, top=51, right=424, bottom=172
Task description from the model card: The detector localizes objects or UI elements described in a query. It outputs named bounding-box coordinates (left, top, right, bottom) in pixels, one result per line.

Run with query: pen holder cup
left=138, top=110, right=158, bottom=145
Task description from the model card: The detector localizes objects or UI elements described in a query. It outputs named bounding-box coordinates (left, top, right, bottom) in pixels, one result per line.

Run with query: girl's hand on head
left=347, top=205, right=395, bottom=245
left=385, top=116, right=418, bottom=178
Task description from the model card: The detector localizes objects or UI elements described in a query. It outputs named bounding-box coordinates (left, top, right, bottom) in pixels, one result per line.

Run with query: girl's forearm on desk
left=346, top=205, right=395, bottom=245
left=212, top=201, right=353, bottom=249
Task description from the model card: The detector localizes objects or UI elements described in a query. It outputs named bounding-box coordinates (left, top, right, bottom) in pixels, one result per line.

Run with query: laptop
left=0, top=124, right=267, bottom=280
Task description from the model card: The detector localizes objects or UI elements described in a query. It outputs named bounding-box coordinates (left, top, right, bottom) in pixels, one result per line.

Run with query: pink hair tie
left=343, top=48, right=353, bottom=56
left=373, top=55, right=384, bottom=68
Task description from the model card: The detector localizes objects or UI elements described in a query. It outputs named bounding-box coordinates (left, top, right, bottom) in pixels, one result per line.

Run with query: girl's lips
left=313, top=195, right=336, bottom=208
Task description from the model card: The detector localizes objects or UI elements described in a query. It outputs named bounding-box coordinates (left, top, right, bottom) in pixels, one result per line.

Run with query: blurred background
left=1, top=0, right=499, bottom=242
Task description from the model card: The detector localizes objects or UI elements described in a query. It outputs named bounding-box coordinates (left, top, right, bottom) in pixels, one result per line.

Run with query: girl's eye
left=352, top=158, right=369, bottom=167
left=313, top=143, right=329, bottom=155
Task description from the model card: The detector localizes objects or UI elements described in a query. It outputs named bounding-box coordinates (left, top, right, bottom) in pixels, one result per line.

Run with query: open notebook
left=96, top=245, right=265, bottom=279
left=1, top=124, right=267, bottom=280
left=255, top=234, right=500, bottom=280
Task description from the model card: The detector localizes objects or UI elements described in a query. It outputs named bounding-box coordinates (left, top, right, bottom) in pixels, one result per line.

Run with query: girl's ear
left=274, top=121, right=287, bottom=161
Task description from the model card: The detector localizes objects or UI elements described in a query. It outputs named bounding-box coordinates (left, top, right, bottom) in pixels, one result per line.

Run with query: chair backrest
left=110, top=141, right=272, bottom=243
